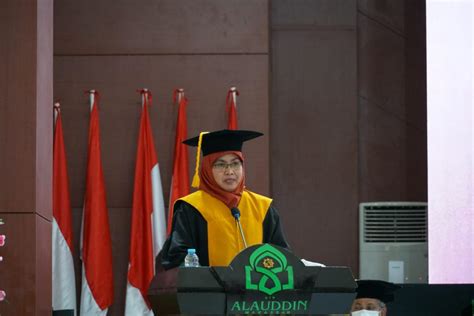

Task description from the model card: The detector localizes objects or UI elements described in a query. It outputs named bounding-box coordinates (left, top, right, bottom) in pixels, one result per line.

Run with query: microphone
left=231, top=207, right=247, bottom=249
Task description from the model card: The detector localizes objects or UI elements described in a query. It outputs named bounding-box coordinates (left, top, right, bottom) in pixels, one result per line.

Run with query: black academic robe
left=161, top=200, right=289, bottom=269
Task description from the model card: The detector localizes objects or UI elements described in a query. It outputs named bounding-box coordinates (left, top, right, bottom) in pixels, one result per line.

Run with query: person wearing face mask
left=350, top=280, right=400, bottom=316
left=161, top=129, right=289, bottom=269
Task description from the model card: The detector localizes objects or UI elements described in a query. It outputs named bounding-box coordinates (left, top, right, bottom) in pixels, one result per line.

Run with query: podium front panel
left=310, top=292, right=356, bottom=314
left=177, top=292, right=226, bottom=314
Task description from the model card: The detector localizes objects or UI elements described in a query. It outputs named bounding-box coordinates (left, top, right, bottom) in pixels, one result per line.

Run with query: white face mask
left=351, top=310, right=380, bottom=316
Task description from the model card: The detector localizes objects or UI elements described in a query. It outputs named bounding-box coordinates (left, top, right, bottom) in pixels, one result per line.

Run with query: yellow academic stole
left=181, top=190, right=271, bottom=266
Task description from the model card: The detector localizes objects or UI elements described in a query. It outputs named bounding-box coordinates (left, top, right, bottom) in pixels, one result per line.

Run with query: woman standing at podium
left=161, top=129, right=289, bottom=269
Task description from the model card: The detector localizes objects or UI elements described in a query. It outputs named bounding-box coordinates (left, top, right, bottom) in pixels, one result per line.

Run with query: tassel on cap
left=191, top=131, right=209, bottom=188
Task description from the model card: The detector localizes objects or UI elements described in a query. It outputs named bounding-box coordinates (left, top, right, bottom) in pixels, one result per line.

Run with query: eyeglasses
left=212, top=161, right=242, bottom=172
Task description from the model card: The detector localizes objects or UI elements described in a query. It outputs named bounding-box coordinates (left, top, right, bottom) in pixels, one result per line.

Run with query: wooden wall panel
left=359, top=97, right=407, bottom=200
left=405, top=0, right=427, bottom=201
left=0, top=216, right=51, bottom=315
left=358, top=0, right=405, bottom=34
left=0, top=1, right=37, bottom=212
left=0, top=0, right=52, bottom=217
left=54, top=0, right=269, bottom=55
left=358, top=0, right=426, bottom=203
left=358, top=13, right=405, bottom=121
left=0, top=0, right=53, bottom=314
left=358, top=7, right=406, bottom=202
left=358, top=6, right=407, bottom=202
left=272, top=0, right=356, bottom=27
left=36, top=0, right=54, bottom=219
left=54, top=54, right=269, bottom=208
left=271, top=0, right=359, bottom=270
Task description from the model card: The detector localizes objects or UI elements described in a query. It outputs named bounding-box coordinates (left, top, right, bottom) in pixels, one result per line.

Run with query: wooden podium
left=149, top=244, right=356, bottom=315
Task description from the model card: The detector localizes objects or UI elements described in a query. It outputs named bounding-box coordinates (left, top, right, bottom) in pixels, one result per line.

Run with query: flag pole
left=226, top=86, right=239, bottom=130
left=88, top=90, right=95, bottom=111
left=177, top=88, right=184, bottom=103
left=230, top=86, right=237, bottom=107
left=53, top=102, right=60, bottom=123
left=168, top=88, right=190, bottom=234
left=141, top=88, right=149, bottom=108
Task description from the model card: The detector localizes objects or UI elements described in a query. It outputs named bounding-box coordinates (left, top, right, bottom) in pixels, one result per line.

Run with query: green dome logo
left=245, top=244, right=294, bottom=295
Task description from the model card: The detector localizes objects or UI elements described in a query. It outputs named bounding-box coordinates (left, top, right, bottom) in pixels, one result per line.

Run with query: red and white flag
left=52, top=103, right=77, bottom=315
left=80, top=90, right=114, bottom=315
left=167, top=89, right=190, bottom=234
left=226, top=87, right=239, bottom=130
left=125, top=89, right=167, bottom=315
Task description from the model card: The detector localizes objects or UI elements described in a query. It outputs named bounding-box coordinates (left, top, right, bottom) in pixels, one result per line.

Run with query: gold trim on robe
left=181, top=189, right=271, bottom=266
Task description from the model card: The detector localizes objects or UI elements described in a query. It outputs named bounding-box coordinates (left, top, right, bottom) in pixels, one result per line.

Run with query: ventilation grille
left=362, top=204, right=427, bottom=243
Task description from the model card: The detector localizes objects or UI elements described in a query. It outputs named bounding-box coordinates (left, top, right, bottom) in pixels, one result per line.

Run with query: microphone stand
left=231, top=207, right=247, bottom=249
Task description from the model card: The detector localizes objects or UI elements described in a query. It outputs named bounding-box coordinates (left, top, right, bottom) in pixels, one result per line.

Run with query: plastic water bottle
left=184, top=248, right=200, bottom=267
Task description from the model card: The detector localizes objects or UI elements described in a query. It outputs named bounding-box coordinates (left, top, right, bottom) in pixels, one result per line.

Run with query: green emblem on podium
left=245, top=244, right=294, bottom=295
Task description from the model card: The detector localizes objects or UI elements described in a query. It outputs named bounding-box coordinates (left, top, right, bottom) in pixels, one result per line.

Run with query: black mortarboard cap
left=183, top=129, right=263, bottom=156
left=184, top=129, right=263, bottom=188
left=356, top=280, right=400, bottom=303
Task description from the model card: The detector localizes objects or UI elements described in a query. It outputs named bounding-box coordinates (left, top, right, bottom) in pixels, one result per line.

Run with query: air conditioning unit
left=359, top=202, right=428, bottom=283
